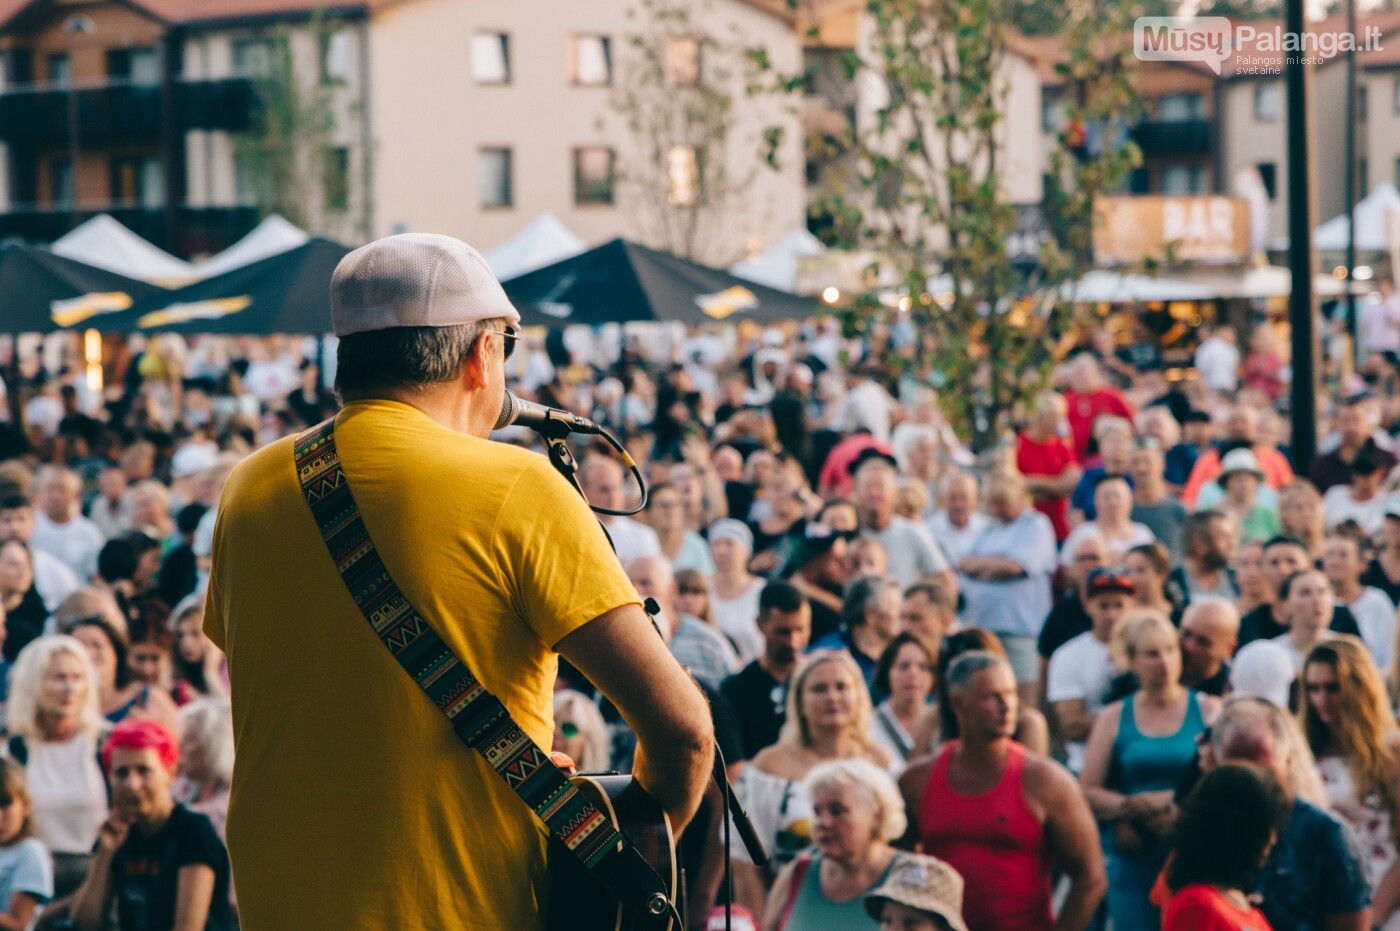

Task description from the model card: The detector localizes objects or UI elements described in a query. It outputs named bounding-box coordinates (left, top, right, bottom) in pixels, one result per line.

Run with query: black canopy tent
left=501, top=238, right=817, bottom=327
left=0, top=243, right=165, bottom=333
left=97, top=238, right=351, bottom=335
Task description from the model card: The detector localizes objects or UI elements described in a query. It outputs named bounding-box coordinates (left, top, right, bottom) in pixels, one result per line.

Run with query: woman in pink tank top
left=917, top=739, right=1054, bottom=931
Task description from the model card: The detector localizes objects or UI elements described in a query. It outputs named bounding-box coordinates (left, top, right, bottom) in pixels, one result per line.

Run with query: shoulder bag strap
left=293, top=418, right=669, bottom=919
left=780, top=854, right=812, bottom=929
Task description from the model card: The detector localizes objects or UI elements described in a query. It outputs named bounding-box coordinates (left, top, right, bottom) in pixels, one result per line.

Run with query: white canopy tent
left=51, top=215, right=194, bottom=283
left=483, top=213, right=586, bottom=281
left=193, top=214, right=308, bottom=279
left=1067, top=270, right=1216, bottom=303
left=1313, top=180, right=1400, bottom=252
left=728, top=228, right=826, bottom=293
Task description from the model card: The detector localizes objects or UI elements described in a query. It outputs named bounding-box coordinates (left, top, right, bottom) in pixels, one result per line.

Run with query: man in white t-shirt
left=1047, top=567, right=1134, bottom=773
left=30, top=466, right=105, bottom=584
left=926, top=470, right=989, bottom=567
left=852, top=453, right=951, bottom=589
left=1193, top=325, right=1240, bottom=394
left=580, top=456, right=661, bottom=565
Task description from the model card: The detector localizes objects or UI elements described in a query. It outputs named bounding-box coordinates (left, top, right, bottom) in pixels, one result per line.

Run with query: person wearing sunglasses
left=204, top=234, right=715, bottom=931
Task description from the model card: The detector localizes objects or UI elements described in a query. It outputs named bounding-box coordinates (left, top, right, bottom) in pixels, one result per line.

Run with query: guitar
left=548, top=774, right=679, bottom=931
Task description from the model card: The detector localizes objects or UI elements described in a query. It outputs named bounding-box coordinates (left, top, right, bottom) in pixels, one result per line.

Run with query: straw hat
left=863, top=854, right=970, bottom=931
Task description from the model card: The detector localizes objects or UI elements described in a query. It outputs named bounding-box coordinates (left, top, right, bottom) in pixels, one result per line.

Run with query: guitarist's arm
left=557, top=602, right=714, bottom=831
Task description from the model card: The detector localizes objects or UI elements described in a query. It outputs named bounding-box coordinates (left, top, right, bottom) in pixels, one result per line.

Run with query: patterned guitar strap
left=294, top=417, right=672, bottom=922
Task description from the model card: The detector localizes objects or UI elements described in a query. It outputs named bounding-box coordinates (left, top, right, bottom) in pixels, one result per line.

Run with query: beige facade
left=367, top=0, right=806, bottom=266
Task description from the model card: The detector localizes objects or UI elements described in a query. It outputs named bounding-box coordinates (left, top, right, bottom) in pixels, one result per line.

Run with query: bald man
left=1179, top=598, right=1239, bottom=694
left=626, top=555, right=738, bottom=690
left=581, top=456, right=662, bottom=564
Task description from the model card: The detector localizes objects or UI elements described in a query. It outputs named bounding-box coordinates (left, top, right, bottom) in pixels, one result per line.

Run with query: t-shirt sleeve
left=7, top=839, right=53, bottom=903
left=1045, top=646, right=1082, bottom=704
left=1319, top=816, right=1374, bottom=915
left=912, top=525, right=948, bottom=574
left=497, top=457, right=643, bottom=648
left=173, top=809, right=229, bottom=873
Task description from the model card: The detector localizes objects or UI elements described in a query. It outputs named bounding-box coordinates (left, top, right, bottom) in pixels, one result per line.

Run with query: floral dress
left=1318, top=755, right=1397, bottom=928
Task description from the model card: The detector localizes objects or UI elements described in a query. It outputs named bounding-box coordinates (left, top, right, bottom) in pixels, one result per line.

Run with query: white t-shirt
left=30, top=512, right=105, bottom=584
left=1322, top=486, right=1387, bottom=536
left=1194, top=336, right=1240, bottom=392
left=31, top=550, right=79, bottom=614
left=0, top=836, right=53, bottom=908
left=21, top=733, right=107, bottom=856
left=1059, top=521, right=1156, bottom=565
left=710, top=579, right=764, bottom=664
left=1349, top=587, right=1397, bottom=672
left=601, top=517, right=662, bottom=566
left=863, top=517, right=949, bottom=588
left=1046, top=632, right=1115, bottom=774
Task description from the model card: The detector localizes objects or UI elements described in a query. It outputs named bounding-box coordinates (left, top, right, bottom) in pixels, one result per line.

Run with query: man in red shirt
left=898, top=653, right=1105, bottom=931
left=1062, top=353, right=1135, bottom=462
left=1017, top=392, right=1082, bottom=542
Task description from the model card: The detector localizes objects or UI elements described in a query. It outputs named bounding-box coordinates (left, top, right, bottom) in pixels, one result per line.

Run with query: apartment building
left=367, top=0, right=807, bottom=265
left=0, top=0, right=371, bottom=256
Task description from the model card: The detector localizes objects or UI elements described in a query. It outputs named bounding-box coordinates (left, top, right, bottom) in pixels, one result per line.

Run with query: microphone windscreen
left=494, top=391, right=517, bottom=430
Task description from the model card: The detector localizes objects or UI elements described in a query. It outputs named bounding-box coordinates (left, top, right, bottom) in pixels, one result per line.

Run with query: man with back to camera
left=205, top=233, right=714, bottom=930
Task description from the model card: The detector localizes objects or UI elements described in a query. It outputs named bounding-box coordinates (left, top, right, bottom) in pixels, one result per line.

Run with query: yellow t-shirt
left=205, top=399, right=640, bottom=930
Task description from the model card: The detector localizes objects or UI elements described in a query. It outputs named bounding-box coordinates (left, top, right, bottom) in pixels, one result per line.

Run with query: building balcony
left=0, top=77, right=257, bottom=146
left=1131, top=118, right=1212, bottom=156
left=0, top=201, right=259, bottom=257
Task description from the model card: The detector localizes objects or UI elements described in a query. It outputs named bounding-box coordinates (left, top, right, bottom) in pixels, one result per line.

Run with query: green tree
left=233, top=14, right=349, bottom=233
left=610, top=0, right=764, bottom=263
left=1194, top=0, right=1283, bottom=18
left=1013, top=0, right=1178, bottom=36
left=757, top=0, right=1144, bottom=450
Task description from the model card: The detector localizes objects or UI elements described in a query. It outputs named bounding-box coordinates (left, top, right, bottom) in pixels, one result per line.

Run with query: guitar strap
left=293, top=417, right=671, bottom=920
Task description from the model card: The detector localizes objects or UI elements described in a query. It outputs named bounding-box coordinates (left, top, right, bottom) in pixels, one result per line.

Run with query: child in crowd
left=0, top=758, right=53, bottom=930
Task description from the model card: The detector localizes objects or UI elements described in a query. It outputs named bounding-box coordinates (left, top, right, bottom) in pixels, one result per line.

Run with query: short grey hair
left=945, top=650, right=1006, bottom=693
left=803, top=758, right=907, bottom=842
left=334, top=319, right=507, bottom=402
left=841, top=575, right=901, bottom=628
left=178, top=697, right=234, bottom=786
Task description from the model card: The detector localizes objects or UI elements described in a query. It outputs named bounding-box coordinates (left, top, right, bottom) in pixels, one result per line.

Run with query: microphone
left=494, top=391, right=604, bottom=436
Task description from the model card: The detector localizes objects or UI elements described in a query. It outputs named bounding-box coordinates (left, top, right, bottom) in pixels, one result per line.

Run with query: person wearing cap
left=1309, top=392, right=1397, bottom=493
left=30, top=465, right=103, bottom=584
left=1321, top=444, right=1390, bottom=536
left=899, top=652, right=1105, bottom=931
left=851, top=453, right=951, bottom=590
left=1212, top=445, right=1281, bottom=544
left=862, top=853, right=970, bottom=931
left=709, top=518, right=766, bottom=663
left=203, top=233, right=714, bottom=930
left=958, top=472, right=1057, bottom=705
left=721, top=581, right=811, bottom=760
left=1046, top=566, right=1136, bottom=774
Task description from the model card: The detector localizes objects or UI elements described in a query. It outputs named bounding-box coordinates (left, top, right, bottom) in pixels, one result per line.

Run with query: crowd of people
left=0, top=300, right=1393, bottom=929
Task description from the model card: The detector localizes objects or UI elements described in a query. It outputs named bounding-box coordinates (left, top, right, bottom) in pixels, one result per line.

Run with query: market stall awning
left=0, top=244, right=166, bottom=333
left=502, top=238, right=817, bottom=326
left=99, top=237, right=351, bottom=334
left=1063, top=271, right=1215, bottom=304
left=482, top=213, right=586, bottom=281
left=729, top=228, right=826, bottom=293
left=51, top=214, right=193, bottom=284
left=193, top=214, right=309, bottom=279
left=1314, top=180, right=1400, bottom=252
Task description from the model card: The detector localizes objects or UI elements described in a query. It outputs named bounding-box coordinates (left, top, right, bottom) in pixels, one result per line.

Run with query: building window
left=1041, top=99, right=1064, bottom=133
left=574, top=147, right=615, bottom=205
left=1254, top=84, right=1280, bottom=122
left=479, top=147, right=512, bottom=208
left=232, top=38, right=277, bottom=77
left=667, top=37, right=701, bottom=86
left=668, top=145, right=700, bottom=206
left=324, top=147, right=350, bottom=211
left=1257, top=162, right=1277, bottom=201
left=47, top=52, right=70, bottom=87
left=1161, top=164, right=1205, bottom=194
left=471, top=33, right=510, bottom=85
left=319, top=30, right=351, bottom=85
left=107, top=48, right=160, bottom=85
left=1157, top=92, right=1204, bottom=120
left=51, top=159, right=73, bottom=205
left=571, top=35, right=612, bottom=86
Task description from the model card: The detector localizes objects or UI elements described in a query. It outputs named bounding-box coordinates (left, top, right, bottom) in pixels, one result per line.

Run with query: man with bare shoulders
left=898, top=652, right=1106, bottom=931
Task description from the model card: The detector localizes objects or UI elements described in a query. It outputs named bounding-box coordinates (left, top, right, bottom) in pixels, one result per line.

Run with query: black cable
left=717, top=742, right=734, bottom=931
left=589, top=426, right=649, bottom=516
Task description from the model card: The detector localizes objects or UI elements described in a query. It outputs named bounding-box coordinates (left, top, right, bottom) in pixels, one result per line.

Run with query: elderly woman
left=762, top=759, right=910, bottom=931
left=734, top=651, right=889, bottom=915
left=5, top=636, right=108, bottom=897
left=68, top=614, right=180, bottom=735
left=708, top=519, right=766, bottom=664
left=174, top=697, right=234, bottom=842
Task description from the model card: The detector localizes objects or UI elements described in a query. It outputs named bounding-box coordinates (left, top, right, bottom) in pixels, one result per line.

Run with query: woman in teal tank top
left=1080, top=612, right=1215, bottom=931
left=764, top=759, right=908, bottom=931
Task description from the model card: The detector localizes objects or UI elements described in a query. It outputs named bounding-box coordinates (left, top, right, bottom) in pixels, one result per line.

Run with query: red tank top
left=917, top=740, right=1053, bottom=931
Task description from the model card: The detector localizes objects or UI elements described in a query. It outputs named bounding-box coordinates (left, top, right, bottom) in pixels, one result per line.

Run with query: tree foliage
left=759, top=0, right=1145, bottom=451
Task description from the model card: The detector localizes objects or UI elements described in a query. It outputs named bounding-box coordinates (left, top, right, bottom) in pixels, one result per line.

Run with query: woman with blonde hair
left=5, top=636, right=108, bottom=897
left=733, top=650, right=888, bottom=914
left=551, top=689, right=611, bottom=773
left=1082, top=610, right=1218, bottom=931
left=1301, top=636, right=1400, bottom=926
left=762, top=759, right=910, bottom=931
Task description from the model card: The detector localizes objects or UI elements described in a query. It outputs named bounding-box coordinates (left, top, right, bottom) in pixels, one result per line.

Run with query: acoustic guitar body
left=547, top=774, right=679, bottom=931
